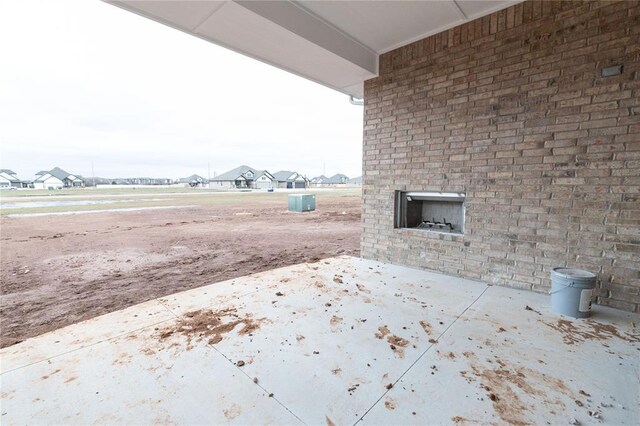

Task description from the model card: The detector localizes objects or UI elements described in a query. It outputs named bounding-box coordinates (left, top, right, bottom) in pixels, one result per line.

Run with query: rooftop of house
left=253, top=170, right=274, bottom=180
left=212, top=165, right=258, bottom=181
left=0, top=170, right=22, bottom=183
left=34, top=167, right=84, bottom=183
left=272, top=171, right=298, bottom=181
left=48, top=167, right=72, bottom=180
left=180, top=174, right=206, bottom=183
left=323, top=173, right=350, bottom=184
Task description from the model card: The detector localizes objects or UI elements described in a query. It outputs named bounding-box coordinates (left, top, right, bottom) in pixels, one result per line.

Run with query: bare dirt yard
left=0, top=190, right=361, bottom=347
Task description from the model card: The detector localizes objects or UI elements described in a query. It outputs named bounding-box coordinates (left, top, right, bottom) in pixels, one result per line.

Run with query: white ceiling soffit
left=106, top=1, right=519, bottom=98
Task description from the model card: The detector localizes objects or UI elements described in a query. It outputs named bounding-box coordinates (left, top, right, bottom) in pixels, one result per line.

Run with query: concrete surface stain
left=387, top=335, right=409, bottom=347
left=419, top=320, right=432, bottom=334
left=543, top=319, right=640, bottom=345
left=468, top=353, right=570, bottom=425
left=158, top=308, right=265, bottom=347
left=375, top=326, right=390, bottom=339
left=356, top=283, right=371, bottom=294
left=223, top=403, right=241, bottom=420
left=40, top=369, right=61, bottom=380
left=325, top=415, right=336, bottom=426
left=330, top=315, right=343, bottom=328
left=387, top=333, right=410, bottom=357
left=384, top=398, right=396, bottom=410
left=112, top=352, right=133, bottom=366
left=141, top=347, right=156, bottom=356
left=451, top=416, right=483, bottom=424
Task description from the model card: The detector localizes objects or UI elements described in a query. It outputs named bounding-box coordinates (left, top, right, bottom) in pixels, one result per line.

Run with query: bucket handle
left=549, top=282, right=578, bottom=295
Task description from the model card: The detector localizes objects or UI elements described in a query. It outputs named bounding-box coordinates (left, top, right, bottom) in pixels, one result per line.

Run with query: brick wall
left=361, top=0, right=640, bottom=312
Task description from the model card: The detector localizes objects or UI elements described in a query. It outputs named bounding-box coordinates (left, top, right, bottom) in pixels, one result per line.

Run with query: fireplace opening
left=395, top=191, right=466, bottom=234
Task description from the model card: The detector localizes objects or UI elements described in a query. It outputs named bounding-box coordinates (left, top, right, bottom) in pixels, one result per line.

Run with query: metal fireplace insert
left=395, top=191, right=466, bottom=234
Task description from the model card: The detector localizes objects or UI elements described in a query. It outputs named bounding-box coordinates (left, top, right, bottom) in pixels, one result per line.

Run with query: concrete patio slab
left=359, top=285, right=640, bottom=425
left=0, top=299, right=174, bottom=374
left=1, top=256, right=638, bottom=425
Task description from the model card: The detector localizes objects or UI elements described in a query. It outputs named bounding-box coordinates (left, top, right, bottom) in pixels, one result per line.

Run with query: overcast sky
left=0, top=0, right=363, bottom=180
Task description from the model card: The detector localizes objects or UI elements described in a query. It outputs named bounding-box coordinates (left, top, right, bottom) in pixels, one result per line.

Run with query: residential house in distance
left=33, top=167, right=84, bottom=189
left=209, top=166, right=275, bottom=189
left=310, top=175, right=327, bottom=187
left=111, top=177, right=173, bottom=185
left=251, top=170, right=276, bottom=189
left=0, top=169, right=26, bottom=189
left=272, top=171, right=308, bottom=189
left=315, top=174, right=349, bottom=187
left=177, top=174, right=207, bottom=187
left=84, top=177, right=112, bottom=186
left=347, top=176, right=362, bottom=186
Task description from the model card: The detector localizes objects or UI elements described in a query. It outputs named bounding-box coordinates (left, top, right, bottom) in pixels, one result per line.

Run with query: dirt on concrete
left=158, top=307, right=264, bottom=348
left=0, top=195, right=361, bottom=348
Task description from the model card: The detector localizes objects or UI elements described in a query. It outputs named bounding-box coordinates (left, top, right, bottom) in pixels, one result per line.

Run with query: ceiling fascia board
left=235, top=0, right=378, bottom=75
left=105, top=1, right=367, bottom=97
left=377, top=0, right=525, bottom=55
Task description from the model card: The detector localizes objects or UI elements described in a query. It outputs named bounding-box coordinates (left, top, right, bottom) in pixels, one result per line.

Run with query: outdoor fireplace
left=395, top=191, right=466, bottom=234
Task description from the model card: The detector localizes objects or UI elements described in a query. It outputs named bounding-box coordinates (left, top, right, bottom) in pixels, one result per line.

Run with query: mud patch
left=419, top=320, right=432, bottom=335
left=542, top=319, right=640, bottom=345
left=355, top=283, right=371, bottom=294
left=330, top=315, right=343, bottom=331
left=158, top=308, right=265, bottom=347
left=0, top=192, right=361, bottom=348
left=41, top=369, right=61, bottom=380
left=387, top=334, right=410, bottom=357
left=451, top=416, right=478, bottom=424
left=375, top=325, right=390, bottom=339
left=467, top=353, right=570, bottom=425
left=387, top=335, right=409, bottom=347
left=223, top=403, right=241, bottom=420
left=384, top=398, right=396, bottom=410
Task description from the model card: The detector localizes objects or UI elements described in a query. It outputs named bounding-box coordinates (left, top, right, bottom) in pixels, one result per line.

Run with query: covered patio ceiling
left=106, top=0, right=521, bottom=98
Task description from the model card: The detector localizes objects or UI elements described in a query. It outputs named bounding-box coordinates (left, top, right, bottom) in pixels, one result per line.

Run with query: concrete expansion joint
left=0, top=317, right=176, bottom=376
left=355, top=285, right=491, bottom=425
left=205, top=339, right=308, bottom=425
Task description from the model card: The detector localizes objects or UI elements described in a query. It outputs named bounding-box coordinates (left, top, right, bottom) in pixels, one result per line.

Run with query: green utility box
left=288, top=194, right=316, bottom=212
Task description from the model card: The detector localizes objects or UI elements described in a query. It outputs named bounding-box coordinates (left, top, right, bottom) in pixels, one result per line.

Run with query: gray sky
left=0, top=0, right=363, bottom=180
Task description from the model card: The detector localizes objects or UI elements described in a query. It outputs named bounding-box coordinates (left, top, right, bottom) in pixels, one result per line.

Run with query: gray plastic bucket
left=550, top=267, right=596, bottom=318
